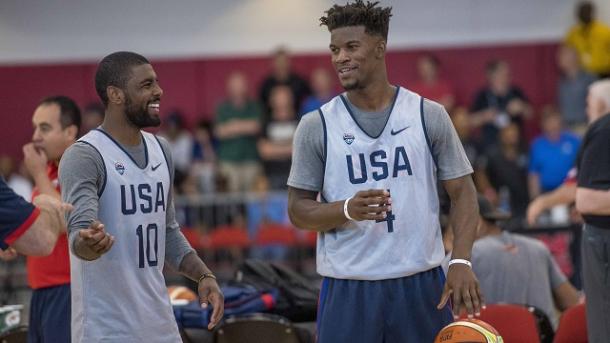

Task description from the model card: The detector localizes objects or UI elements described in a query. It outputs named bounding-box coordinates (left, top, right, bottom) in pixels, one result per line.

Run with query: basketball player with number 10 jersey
left=60, top=51, right=223, bottom=343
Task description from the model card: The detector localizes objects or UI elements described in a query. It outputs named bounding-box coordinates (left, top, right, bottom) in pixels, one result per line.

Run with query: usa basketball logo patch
left=343, top=133, right=355, bottom=145
left=115, top=162, right=125, bottom=175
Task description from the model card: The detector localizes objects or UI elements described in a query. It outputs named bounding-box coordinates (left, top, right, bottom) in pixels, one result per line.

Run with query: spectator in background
left=23, top=96, right=80, bottom=343
left=258, top=86, right=297, bottom=191
left=470, top=60, right=532, bottom=147
left=565, top=1, right=610, bottom=78
left=300, top=67, right=336, bottom=117
left=451, top=107, right=481, bottom=166
left=191, top=120, right=216, bottom=194
left=259, top=47, right=311, bottom=113
left=528, top=108, right=580, bottom=279
left=526, top=79, right=610, bottom=226
left=476, top=123, right=529, bottom=220
left=528, top=107, right=581, bottom=199
left=160, top=111, right=194, bottom=188
left=411, top=54, right=455, bottom=112
left=557, top=45, right=597, bottom=134
left=215, top=72, right=262, bottom=193
left=472, top=195, right=580, bottom=328
left=81, top=102, right=105, bottom=134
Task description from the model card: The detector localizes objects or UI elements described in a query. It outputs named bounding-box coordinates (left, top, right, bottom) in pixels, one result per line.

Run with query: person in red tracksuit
left=24, top=96, right=80, bottom=343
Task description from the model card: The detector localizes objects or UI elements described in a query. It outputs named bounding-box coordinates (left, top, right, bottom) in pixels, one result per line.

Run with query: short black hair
left=95, top=51, right=150, bottom=106
left=196, top=119, right=213, bottom=135
left=577, top=2, right=594, bottom=23
left=486, top=59, right=507, bottom=75
left=39, top=95, right=81, bottom=131
left=320, top=0, right=392, bottom=40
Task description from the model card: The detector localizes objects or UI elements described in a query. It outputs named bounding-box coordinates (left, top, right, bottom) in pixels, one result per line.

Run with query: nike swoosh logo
left=151, top=162, right=163, bottom=171
left=390, top=126, right=409, bottom=135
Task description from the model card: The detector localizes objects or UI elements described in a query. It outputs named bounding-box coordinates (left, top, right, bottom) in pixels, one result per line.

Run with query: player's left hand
left=198, top=277, right=224, bottom=330
left=437, top=263, right=484, bottom=319
left=23, top=143, right=48, bottom=178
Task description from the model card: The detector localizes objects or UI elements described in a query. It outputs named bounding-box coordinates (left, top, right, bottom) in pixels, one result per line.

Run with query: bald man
left=575, top=80, right=610, bottom=342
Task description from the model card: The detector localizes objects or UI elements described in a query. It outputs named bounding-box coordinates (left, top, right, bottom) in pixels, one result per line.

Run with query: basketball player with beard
left=59, top=51, right=223, bottom=343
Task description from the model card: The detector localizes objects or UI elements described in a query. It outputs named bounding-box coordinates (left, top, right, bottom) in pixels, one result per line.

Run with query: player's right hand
left=346, top=189, right=392, bottom=221
left=79, top=221, right=114, bottom=255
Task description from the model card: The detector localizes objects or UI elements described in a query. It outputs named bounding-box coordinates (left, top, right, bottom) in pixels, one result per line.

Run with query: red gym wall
left=0, top=42, right=559, bottom=161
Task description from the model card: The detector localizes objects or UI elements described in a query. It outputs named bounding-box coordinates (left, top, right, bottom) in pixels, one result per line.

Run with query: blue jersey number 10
left=136, top=223, right=159, bottom=268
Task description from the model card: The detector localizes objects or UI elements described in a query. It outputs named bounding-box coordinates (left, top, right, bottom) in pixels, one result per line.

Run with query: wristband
left=198, top=273, right=216, bottom=284
left=343, top=197, right=355, bottom=221
left=448, top=259, right=472, bottom=268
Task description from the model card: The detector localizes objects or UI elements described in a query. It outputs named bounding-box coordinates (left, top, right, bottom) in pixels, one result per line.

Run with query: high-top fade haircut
left=320, top=0, right=392, bottom=41
left=95, top=51, right=150, bottom=106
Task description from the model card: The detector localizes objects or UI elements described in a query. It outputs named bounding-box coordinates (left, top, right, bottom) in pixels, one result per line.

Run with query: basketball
left=167, top=286, right=198, bottom=304
left=434, top=319, right=503, bottom=343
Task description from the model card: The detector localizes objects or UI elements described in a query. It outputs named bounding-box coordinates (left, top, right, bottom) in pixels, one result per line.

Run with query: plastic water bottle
left=498, top=186, right=511, bottom=213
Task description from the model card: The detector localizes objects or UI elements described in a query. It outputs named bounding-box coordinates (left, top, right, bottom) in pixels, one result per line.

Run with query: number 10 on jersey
left=136, top=223, right=158, bottom=268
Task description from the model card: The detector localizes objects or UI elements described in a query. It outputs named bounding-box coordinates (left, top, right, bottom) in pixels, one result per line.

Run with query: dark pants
left=317, top=267, right=452, bottom=343
left=28, top=284, right=70, bottom=343
left=582, top=224, right=610, bottom=343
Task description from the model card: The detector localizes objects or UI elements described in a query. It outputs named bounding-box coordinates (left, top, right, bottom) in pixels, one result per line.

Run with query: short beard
left=124, top=96, right=160, bottom=128
left=341, top=80, right=362, bottom=91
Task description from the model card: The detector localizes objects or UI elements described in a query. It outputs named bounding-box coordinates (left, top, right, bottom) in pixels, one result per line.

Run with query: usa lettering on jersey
left=120, top=182, right=166, bottom=214
left=346, top=146, right=412, bottom=184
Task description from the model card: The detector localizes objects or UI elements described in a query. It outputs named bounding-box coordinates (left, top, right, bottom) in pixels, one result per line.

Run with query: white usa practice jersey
left=318, top=87, right=445, bottom=280
left=71, top=130, right=181, bottom=343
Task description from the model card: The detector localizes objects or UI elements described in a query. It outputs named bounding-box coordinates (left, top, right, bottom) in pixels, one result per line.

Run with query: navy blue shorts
left=28, top=284, right=71, bottom=343
left=317, top=267, right=452, bottom=343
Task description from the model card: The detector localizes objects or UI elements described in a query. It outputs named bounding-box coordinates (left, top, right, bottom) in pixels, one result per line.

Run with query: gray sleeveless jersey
left=71, top=129, right=181, bottom=342
left=318, top=88, right=445, bottom=280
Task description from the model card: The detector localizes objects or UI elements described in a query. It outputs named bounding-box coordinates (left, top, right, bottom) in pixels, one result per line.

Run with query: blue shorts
left=28, top=284, right=71, bottom=343
left=317, top=267, right=452, bottom=343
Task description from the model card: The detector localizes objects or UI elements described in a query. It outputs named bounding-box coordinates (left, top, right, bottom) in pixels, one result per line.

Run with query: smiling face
left=122, top=64, right=163, bottom=128
left=329, top=26, right=385, bottom=91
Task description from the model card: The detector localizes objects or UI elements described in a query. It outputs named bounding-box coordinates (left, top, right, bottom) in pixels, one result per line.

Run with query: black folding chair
left=214, top=313, right=304, bottom=343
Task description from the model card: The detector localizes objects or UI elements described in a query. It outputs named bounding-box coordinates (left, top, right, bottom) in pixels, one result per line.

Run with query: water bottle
left=498, top=186, right=511, bottom=213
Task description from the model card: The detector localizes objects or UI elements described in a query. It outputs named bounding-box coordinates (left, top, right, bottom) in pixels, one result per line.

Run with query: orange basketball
left=167, top=285, right=198, bottom=303
left=434, top=319, right=503, bottom=343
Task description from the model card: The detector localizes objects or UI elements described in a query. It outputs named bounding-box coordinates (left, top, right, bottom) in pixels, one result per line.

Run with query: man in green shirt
left=214, top=72, right=263, bottom=192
